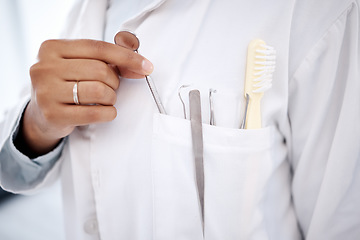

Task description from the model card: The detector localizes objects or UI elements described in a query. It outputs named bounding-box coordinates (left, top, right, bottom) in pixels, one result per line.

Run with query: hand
left=20, top=36, right=153, bottom=156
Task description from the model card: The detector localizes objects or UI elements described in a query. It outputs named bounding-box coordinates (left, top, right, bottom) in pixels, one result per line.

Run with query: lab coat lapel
left=61, top=0, right=168, bottom=39
left=60, top=0, right=108, bottom=39
left=120, top=0, right=168, bottom=31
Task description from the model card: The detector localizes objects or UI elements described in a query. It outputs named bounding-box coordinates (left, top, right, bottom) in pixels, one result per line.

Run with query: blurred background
left=0, top=0, right=75, bottom=239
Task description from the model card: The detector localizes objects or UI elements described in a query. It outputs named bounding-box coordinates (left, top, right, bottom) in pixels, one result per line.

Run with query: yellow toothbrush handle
left=243, top=39, right=275, bottom=129
left=245, top=97, right=262, bottom=129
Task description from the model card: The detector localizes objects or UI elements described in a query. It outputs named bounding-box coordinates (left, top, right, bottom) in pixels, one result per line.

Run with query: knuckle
left=39, top=40, right=52, bottom=52
left=109, top=92, right=117, bottom=105
left=29, top=61, right=57, bottom=85
left=29, top=63, right=41, bottom=81
left=90, top=82, right=107, bottom=101
left=94, top=62, right=109, bottom=80
left=114, top=80, right=120, bottom=90
left=89, top=40, right=106, bottom=54
left=38, top=39, right=58, bottom=57
left=113, top=72, right=121, bottom=90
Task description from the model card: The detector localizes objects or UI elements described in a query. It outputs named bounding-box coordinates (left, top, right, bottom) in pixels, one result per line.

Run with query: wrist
left=14, top=104, right=62, bottom=158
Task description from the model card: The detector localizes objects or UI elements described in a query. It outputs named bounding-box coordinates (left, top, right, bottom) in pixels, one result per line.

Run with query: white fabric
left=289, top=2, right=360, bottom=239
left=1, top=0, right=359, bottom=239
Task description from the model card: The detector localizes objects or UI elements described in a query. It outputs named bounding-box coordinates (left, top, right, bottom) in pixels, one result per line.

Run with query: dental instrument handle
left=189, top=90, right=205, bottom=235
left=145, top=75, right=166, bottom=114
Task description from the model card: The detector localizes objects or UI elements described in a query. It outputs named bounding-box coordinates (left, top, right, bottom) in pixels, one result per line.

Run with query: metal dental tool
left=114, top=31, right=166, bottom=114
left=178, top=85, right=190, bottom=119
left=209, top=89, right=217, bottom=126
left=145, top=75, right=167, bottom=114
left=240, top=93, right=250, bottom=129
left=189, top=90, right=205, bottom=234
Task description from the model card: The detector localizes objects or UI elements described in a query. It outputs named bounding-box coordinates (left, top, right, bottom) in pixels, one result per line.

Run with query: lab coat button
left=84, top=218, right=99, bottom=235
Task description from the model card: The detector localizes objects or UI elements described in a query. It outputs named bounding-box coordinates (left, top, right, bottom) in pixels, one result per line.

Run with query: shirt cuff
left=9, top=102, right=66, bottom=166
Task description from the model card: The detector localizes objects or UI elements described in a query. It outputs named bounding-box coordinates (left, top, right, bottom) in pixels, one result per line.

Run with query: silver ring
left=73, top=82, right=80, bottom=105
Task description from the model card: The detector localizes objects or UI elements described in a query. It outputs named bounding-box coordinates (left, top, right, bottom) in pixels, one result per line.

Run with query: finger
left=118, top=68, right=146, bottom=79
left=114, top=31, right=140, bottom=51
left=60, top=81, right=117, bottom=106
left=54, top=104, right=117, bottom=126
left=38, top=39, right=154, bottom=76
left=60, top=59, right=120, bottom=90
left=114, top=31, right=145, bottom=79
left=113, top=31, right=145, bottom=79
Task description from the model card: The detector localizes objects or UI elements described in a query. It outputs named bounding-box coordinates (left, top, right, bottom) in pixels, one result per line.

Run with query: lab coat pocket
left=151, top=113, right=274, bottom=240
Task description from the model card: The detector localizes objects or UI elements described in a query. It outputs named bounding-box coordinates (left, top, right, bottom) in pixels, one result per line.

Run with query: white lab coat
left=1, top=0, right=359, bottom=239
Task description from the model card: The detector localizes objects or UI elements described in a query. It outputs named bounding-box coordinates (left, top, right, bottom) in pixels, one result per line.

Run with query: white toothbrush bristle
left=252, top=43, right=276, bottom=93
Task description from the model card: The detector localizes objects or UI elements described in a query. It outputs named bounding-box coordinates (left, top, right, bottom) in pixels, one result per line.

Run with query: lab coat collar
left=61, top=0, right=168, bottom=40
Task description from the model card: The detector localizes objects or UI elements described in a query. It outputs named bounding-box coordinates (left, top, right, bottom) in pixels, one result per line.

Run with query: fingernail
left=142, top=59, right=154, bottom=75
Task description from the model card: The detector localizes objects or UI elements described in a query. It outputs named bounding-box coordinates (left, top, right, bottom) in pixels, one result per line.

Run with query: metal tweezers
left=189, top=90, right=205, bottom=234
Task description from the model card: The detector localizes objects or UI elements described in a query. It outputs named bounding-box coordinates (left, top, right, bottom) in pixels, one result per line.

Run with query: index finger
left=39, top=39, right=154, bottom=76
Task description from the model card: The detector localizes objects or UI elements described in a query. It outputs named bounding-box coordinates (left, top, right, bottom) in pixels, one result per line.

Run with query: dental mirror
left=114, top=31, right=140, bottom=51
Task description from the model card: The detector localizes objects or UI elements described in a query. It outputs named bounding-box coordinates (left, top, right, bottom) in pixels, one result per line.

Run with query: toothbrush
left=242, top=39, right=276, bottom=129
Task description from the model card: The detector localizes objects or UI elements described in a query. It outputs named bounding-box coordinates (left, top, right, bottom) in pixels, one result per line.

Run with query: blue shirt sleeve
left=0, top=107, right=65, bottom=192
